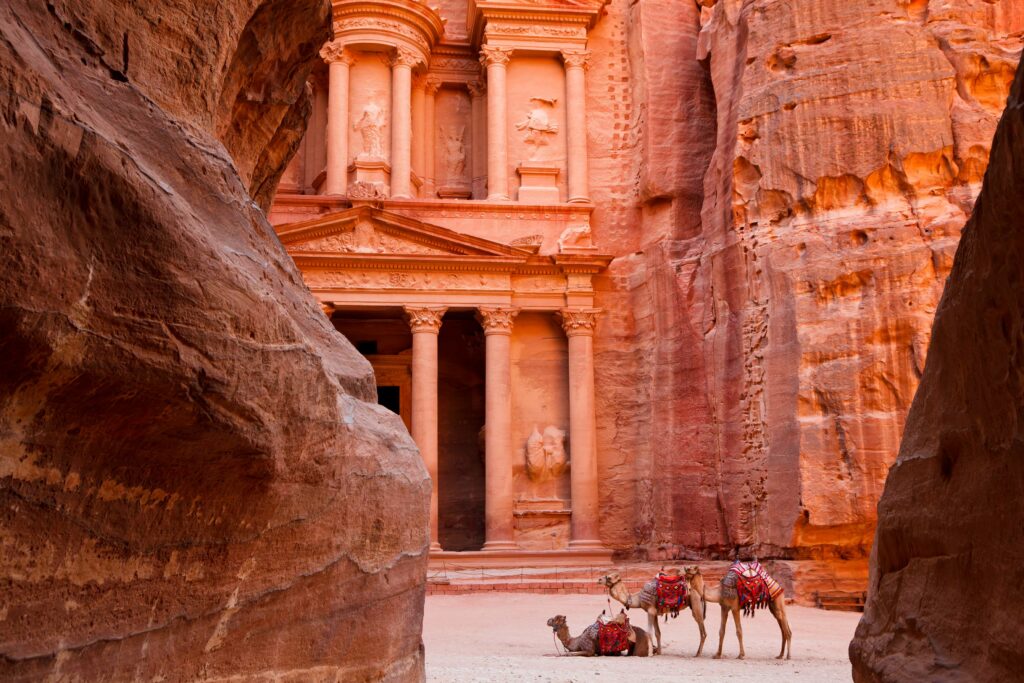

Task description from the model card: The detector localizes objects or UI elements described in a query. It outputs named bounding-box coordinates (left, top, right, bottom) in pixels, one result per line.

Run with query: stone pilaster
left=390, top=47, right=419, bottom=199
left=562, top=49, right=590, bottom=204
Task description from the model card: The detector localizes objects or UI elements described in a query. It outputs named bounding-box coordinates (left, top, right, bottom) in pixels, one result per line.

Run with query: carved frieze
left=304, top=270, right=507, bottom=291
left=335, top=17, right=429, bottom=53
left=347, top=180, right=388, bottom=200
left=485, top=24, right=586, bottom=38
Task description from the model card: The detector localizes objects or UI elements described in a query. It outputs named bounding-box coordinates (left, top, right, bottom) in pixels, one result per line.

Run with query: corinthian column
left=406, top=305, right=447, bottom=551
left=477, top=306, right=519, bottom=550
left=562, top=49, right=590, bottom=204
left=390, top=47, right=418, bottom=199
left=412, top=76, right=426, bottom=194
left=480, top=46, right=512, bottom=201
left=468, top=79, right=488, bottom=200
left=560, top=308, right=602, bottom=549
left=320, top=41, right=354, bottom=196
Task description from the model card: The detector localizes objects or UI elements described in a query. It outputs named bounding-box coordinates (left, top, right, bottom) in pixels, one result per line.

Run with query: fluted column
left=468, top=79, right=488, bottom=200
left=390, top=47, right=418, bottom=199
left=411, top=76, right=426, bottom=195
left=480, top=46, right=512, bottom=201
left=320, top=42, right=354, bottom=196
left=406, top=306, right=447, bottom=551
left=477, top=306, right=519, bottom=550
left=562, top=49, right=590, bottom=203
left=560, top=308, right=602, bottom=549
left=423, top=77, right=440, bottom=197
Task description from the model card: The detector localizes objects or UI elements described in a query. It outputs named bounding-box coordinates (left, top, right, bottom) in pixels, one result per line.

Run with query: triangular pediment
left=276, top=206, right=531, bottom=259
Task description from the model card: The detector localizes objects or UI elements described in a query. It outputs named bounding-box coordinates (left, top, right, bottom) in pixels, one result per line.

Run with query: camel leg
left=690, top=595, right=706, bottom=657
left=732, top=607, right=745, bottom=659
left=770, top=598, right=793, bottom=660
left=713, top=603, right=728, bottom=659
left=649, top=611, right=662, bottom=655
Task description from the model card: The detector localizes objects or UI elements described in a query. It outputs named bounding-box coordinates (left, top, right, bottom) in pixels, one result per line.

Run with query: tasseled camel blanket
left=727, top=560, right=783, bottom=617
left=639, top=571, right=689, bottom=617
left=596, top=612, right=632, bottom=655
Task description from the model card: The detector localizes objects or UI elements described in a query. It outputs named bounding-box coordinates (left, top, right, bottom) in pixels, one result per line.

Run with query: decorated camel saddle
left=725, top=559, right=783, bottom=616
left=640, top=568, right=689, bottom=617
left=595, top=610, right=634, bottom=656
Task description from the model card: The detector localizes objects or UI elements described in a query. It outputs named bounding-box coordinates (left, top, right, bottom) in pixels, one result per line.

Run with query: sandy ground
left=424, top=593, right=859, bottom=682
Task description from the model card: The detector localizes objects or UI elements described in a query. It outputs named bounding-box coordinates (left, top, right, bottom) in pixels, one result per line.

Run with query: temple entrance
left=437, top=311, right=486, bottom=550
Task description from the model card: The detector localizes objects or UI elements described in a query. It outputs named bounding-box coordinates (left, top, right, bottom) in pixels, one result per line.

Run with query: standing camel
left=546, top=614, right=651, bottom=657
left=597, top=571, right=707, bottom=656
left=684, top=564, right=792, bottom=660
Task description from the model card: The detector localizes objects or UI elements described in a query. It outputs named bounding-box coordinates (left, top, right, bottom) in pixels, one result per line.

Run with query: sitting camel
left=684, top=564, right=792, bottom=660
left=546, top=614, right=651, bottom=657
left=597, top=571, right=707, bottom=656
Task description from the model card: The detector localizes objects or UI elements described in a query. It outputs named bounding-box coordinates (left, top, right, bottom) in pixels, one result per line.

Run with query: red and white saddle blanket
left=730, top=560, right=783, bottom=616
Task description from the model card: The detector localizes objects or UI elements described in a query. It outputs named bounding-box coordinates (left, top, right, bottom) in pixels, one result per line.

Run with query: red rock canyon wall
left=0, top=1, right=429, bottom=680
left=589, top=0, right=1022, bottom=561
left=850, top=54, right=1024, bottom=683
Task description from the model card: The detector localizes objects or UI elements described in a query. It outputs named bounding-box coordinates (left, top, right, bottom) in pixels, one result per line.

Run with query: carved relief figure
left=443, top=126, right=467, bottom=181
left=515, top=97, right=559, bottom=160
left=525, top=425, right=568, bottom=482
left=558, top=223, right=594, bottom=251
left=354, top=103, right=387, bottom=160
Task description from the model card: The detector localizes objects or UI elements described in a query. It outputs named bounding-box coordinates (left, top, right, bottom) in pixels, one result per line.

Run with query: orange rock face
left=850, top=55, right=1024, bottom=682
left=588, top=0, right=1022, bottom=560
left=0, top=1, right=428, bottom=681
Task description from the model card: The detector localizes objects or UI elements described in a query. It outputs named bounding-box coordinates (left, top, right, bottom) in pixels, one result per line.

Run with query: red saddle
left=597, top=617, right=631, bottom=655
left=655, top=572, right=688, bottom=613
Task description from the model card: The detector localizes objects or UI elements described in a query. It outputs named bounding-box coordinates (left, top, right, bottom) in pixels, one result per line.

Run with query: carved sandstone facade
left=270, top=0, right=1022, bottom=583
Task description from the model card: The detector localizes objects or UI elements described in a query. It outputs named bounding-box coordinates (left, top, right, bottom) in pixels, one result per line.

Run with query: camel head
left=597, top=572, right=621, bottom=588
left=683, top=565, right=702, bottom=579
left=546, top=615, right=567, bottom=632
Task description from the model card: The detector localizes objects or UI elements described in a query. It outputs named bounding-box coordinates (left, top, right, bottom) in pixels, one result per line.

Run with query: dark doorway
left=437, top=311, right=486, bottom=551
left=378, top=385, right=400, bottom=415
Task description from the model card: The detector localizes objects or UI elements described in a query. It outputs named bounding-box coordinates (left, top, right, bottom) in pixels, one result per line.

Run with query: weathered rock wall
left=589, top=0, right=1021, bottom=560
left=850, top=54, right=1024, bottom=683
left=0, top=1, right=428, bottom=681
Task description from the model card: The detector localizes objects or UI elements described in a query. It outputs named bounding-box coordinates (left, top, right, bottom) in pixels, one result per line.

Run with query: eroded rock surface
left=589, top=0, right=1022, bottom=569
left=849, top=55, right=1024, bottom=683
left=0, top=1, right=428, bottom=680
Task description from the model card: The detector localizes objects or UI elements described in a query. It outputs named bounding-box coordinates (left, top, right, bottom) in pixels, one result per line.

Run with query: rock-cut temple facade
left=270, top=0, right=613, bottom=558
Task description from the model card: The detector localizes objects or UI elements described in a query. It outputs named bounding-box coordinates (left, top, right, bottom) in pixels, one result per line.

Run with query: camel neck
left=610, top=581, right=631, bottom=604
left=555, top=625, right=572, bottom=647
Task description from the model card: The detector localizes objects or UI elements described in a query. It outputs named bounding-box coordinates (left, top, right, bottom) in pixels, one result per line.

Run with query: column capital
left=480, top=45, right=513, bottom=68
left=559, top=308, right=600, bottom=336
left=561, top=49, right=591, bottom=70
left=320, top=301, right=336, bottom=318
left=424, top=75, right=442, bottom=95
left=391, top=46, right=422, bottom=69
left=405, top=306, right=447, bottom=333
left=467, top=79, right=486, bottom=98
left=477, top=306, right=520, bottom=335
left=320, top=40, right=355, bottom=65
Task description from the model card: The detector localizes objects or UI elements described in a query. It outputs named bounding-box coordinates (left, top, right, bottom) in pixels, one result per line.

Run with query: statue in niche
left=515, top=97, right=559, bottom=161
left=353, top=102, right=387, bottom=160
left=525, top=425, right=569, bottom=483
left=442, top=126, right=467, bottom=182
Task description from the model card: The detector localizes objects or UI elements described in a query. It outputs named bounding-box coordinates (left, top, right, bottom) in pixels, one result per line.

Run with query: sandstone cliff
left=849, top=54, right=1024, bottom=683
left=589, top=0, right=1022, bottom=564
left=0, top=1, right=429, bottom=681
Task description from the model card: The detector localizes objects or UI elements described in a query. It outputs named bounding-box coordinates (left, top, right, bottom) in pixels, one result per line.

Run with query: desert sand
left=424, top=593, right=858, bottom=682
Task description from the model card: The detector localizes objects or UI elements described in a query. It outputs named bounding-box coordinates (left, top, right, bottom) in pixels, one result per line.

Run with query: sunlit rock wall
left=0, top=1, right=429, bottom=680
left=589, top=0, right=1022, bottom=563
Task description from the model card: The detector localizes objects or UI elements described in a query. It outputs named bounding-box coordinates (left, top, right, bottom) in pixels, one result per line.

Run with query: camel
left=546, top=614, right=651, bottom=657
left=684, top=564, right=792, bottom=660
left=597, top=571, right=707, bottom=656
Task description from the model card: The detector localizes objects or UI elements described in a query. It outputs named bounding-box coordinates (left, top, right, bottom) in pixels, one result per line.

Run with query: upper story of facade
left=272, top=0, right=609, bottom=238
